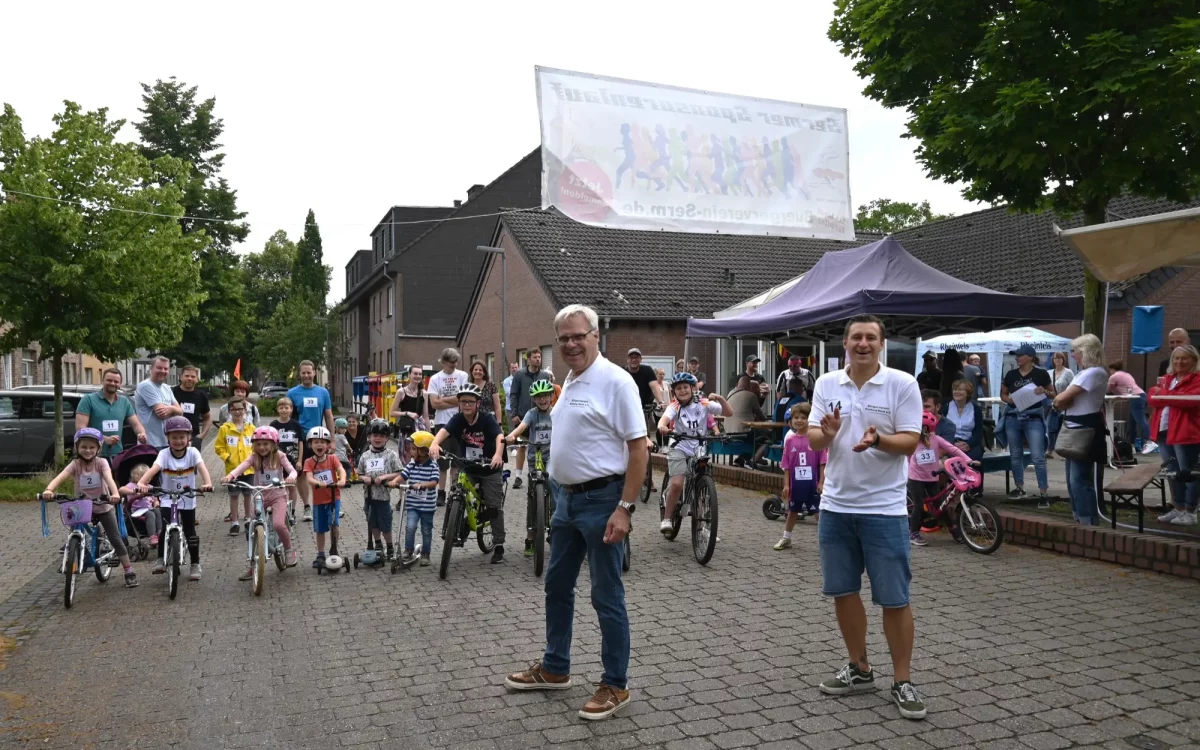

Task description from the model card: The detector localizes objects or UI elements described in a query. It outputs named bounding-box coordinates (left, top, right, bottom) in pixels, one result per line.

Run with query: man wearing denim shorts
left=807, top=314, right=926, bottom=720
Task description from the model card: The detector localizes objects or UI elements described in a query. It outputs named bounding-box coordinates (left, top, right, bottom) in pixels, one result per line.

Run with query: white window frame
left=387, top=285, right=394, bottom=318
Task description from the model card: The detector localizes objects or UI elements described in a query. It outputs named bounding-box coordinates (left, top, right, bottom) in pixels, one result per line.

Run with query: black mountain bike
left=660, top=433, right=746, bottom=565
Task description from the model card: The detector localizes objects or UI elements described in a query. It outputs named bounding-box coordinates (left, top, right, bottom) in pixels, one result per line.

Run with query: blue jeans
left=543, top=479, right=629, bottom=689
left=1127, top=394, right=1151, bottom=445
left=1161, top=442, right=1200, bottom=512
left=817, top=510, right=911, bottom=608
left=404, top=508, right=434, bottom=553
left=1066, top=458, right=1100, bottom=525
left=1005, top=414, right=1048, bottom=491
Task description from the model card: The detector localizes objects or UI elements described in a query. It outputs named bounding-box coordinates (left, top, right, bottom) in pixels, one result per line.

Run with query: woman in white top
left=1052, top=335, right=1108, bottom=526
left=1046, top=351, right=1074, bottom=458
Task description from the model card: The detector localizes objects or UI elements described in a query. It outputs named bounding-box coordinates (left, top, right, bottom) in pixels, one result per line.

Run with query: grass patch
left=0, top=470, right=71, bottom=503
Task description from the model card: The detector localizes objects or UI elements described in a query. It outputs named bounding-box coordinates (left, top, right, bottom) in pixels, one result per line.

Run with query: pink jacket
left=907, top=435, right=969, bottom=482
left=229, top=454, right=297, bottom=505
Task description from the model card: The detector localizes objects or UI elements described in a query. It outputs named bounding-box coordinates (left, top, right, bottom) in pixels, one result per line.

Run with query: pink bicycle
left=909, top=457, right=1004, bottom=554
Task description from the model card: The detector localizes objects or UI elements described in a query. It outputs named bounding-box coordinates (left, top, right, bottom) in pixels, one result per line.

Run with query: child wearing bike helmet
left=303, top=425, right=346, bottom=568
left=333, top=417, right=353, bottom=478
left=392, top=430, right=439, bottom=565
left=908, top=410, right=972, bottom=546
left=138, top=416, right=213, bottom=581
left=43, top=428, right=138, bottom=588
left=215, top=397, right=256, bottom=536
left=505, top=379, right=556, bottom=558
left=120, top=464, right=162, bottom=547
left=358, top=419, right=402, bottom=560
left=773, top=404, right=827, bottom=551
left=656, top=372, right=731, bottom=535
left=222, top=426, right=299, bottom=576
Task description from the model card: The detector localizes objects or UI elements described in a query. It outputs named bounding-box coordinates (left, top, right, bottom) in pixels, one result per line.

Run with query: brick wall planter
left=649, top=453, right=785, bottom=495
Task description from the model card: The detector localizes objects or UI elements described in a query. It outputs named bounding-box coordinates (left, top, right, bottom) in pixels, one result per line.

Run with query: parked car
left=13, top=384, right=103, bottom=393
left=259, top=381, right=289, bottom=399
left=0, top=390, right=86, bottom=475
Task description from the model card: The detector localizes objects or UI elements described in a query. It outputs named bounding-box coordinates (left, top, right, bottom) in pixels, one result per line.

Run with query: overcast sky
left=3, top=2, right=981, bottom=304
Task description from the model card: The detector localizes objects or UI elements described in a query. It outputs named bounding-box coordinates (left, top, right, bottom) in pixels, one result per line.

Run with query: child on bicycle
left=656, top=372, right=731, bottom=535
left=773, top=404, right=826, bottom=551
left=215, top=397, right=256, bottom=537
left=303, top=426, right=346, bottom=568
left=43, top=428, right=139, bottom=588
left=120, top=463, right=162, bottom=548
left=358, top=419, right=402, bottom=561
left=270, top=397, right=304, bottom=515
left=908, top=410, right=973, bottom=546
left=392, top=430, right=439, bottom=566
left=222, top=426, right=299, bottom=578
left=138, top=416, right=213, bottom=581
left=505, top=380, right=555, bottom=557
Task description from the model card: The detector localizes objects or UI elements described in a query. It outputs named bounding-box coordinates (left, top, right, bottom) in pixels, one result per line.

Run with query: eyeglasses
left=557, top=329, right=595, bottom=346
left=230, top=408, right=245, bottom=414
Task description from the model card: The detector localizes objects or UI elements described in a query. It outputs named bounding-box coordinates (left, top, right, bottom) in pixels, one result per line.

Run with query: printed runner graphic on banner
left=535, top=66, right=853, bottom=240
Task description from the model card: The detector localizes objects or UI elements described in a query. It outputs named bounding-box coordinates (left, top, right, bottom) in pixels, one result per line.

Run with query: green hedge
left=258, top=397, right=279, bottom=416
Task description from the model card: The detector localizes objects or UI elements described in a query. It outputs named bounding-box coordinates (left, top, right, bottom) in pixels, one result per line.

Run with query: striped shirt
left=400, top=458, right=439, bottom=512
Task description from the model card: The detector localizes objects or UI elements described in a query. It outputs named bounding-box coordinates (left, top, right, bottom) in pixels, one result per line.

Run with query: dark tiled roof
left=892, top=195, right=1200, bottom=296
left=384, top=206, right=457, bottom=256
left=501, top=210, right=877, bottom=318
left=389, top=149, right=542, bottom=336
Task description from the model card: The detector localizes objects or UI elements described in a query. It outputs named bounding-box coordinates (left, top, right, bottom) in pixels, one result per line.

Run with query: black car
left=0, top=390, right=85, bottom=475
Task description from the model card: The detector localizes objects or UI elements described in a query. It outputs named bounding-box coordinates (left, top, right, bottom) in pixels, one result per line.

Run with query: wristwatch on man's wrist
left=618, top=500, right=636, bottom=515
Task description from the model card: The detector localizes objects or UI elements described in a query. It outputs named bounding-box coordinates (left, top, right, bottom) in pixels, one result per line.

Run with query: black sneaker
left=819, top=663, right=875, bottom=695
left=891, top=681, right=927, bottom=720
left=386, top=547, right=395, bottom=562
left=1007, top=487, right=1028, bottom=499
left=491, top=545, right=505, bottom=564
left=513, top=477, right=524, bottom=490
left=312, top=553, right=326, bottom=569
left=437, top=489, right=446, bottom=507
left=124, top=572, right=138, bottom=588
left=524, top=538, right=534, bottom=557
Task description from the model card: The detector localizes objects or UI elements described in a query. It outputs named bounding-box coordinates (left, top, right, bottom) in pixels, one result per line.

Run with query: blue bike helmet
left=670, top=372, right=698, bottom=388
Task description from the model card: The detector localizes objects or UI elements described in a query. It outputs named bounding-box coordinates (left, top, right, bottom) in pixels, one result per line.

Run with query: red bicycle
left=909, top=457, right=1004, bottom=554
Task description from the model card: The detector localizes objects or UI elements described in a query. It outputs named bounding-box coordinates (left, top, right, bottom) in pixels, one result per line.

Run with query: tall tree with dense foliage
left=855, top=198, right=951, bottom=234
left=0, top=102, right=205, bottom=463
left=244, top=229, right=296, bottom=325
left=254, top=291, right=336, bottom=381
left=135, top=77, right=251, bottom=372
left=830, top=1, right=1200, bottom=334
left=291, top=209, right=330, bottom=301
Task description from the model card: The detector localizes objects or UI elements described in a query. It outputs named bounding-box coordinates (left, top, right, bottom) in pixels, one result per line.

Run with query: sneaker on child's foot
left=402, top=550, right=414, bottom=563
left=188, top=564, right=202, bottom=581
left=513, top=477, right=523, bottom=490
left=124, top=572, right=138, bottom=588
left=891, top=681, right=927, bottom=720
left=229, top=522, right=239, bottom=536
left=773, top=537, right=792, bottom=551
left=659, top=519, right=673, bottom=534
left=312, top=553, right=325, bottom=569
left=238, top=567, right=254, bottom=581
left=302, top=506, right=312, bottom=522
left=419, top=554, right=430, bottom=566
left=151, top=559, right=166, bottom=575
left=491, top=546, right=505, bottom=564
left=524, top=539, right=534, bottom=557
left=910, top=531, right=927, bottom=547
left=819, top=663, right=875, bottom=695
left=285, top=549, right=298, bottom=567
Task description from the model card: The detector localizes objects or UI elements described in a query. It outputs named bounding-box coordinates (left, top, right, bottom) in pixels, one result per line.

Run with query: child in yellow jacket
left=215, top=398, right=256, bottom=536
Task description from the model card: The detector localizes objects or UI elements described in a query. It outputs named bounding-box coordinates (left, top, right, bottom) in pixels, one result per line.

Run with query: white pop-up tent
left=914, top=327, right=1075, bottom=404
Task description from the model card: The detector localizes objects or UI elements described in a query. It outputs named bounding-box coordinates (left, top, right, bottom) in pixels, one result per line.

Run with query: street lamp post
left=475, top=245, right=507, bottom=370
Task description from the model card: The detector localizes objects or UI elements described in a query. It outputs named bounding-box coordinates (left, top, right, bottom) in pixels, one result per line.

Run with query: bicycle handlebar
left=145, top=487, right=212, bottom=497
left=438, top=451, right=493, bottom=469
left=222, top=480, right=295, bottom=491
left=46, top=494, right=115, bottom=504
left=662, top=432, right=750, bottom=442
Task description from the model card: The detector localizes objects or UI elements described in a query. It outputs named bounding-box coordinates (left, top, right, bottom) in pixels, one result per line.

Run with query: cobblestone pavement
left=1, top=442, right=1199, bottom=750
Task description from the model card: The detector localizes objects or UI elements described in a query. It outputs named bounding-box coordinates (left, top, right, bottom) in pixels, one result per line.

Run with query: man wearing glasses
left=504, top=304, right=645, bottom=722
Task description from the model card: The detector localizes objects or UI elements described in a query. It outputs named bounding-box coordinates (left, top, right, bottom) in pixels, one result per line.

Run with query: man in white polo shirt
left=807, top=314, right=926, bottom=720
left=504, top=304, right=645, bottom=722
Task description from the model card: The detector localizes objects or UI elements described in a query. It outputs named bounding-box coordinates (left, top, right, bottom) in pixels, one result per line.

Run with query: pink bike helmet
left=921, top=410, right=939, bottom=432
left=252, top=426, right=280, bottom=443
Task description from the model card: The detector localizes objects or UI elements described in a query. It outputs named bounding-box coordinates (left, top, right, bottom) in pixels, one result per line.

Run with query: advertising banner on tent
left=535, top=66, right=853, bottom=240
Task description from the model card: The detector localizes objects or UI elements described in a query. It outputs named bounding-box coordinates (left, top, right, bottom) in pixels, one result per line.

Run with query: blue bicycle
left=42, top=494, right=123, bottom=609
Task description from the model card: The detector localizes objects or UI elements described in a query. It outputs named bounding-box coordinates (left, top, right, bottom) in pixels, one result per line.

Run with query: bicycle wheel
left=273, top=543, right=285, bottom=572
left=252, top=525, right=266, bottom=596
left=533, top=482, right=547, bottom=577
left=475, top=501, right=495, bottom=554
left=64, top=537, right=81, bottom=609
left=439, top=499, right=463, bottom=580
left=660, top=492, right=682, bottom=541
left=167, top=530, right=180, bottom=600
left=94, top=536, right=112, bottom=583
left=692, top=476, right=719, bottom=565
left=955, top=498, right=1004, bottom=554
left=639, top=463, right=652, bottom=503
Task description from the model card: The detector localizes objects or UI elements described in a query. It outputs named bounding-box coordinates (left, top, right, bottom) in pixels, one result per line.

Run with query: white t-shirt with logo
left=549, top=356, right=647, bottom=486
left=155, top=447, right=204, bottom=510
left=808, top=366, right=923, bottom=516
left=663, top=399, right=723, bottom=456
left=1065, top=366, right=1108, bottom=416
left=428, top=369, right=470, bottom=426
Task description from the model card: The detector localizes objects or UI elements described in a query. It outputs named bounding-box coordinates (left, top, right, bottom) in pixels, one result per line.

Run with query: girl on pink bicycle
left=221, top=426, right=299, bottom=576
left=908, top=411, right=972, bottom=546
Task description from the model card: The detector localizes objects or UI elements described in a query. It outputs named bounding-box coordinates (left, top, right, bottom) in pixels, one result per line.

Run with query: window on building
left=486, top=353, right=495, bottom=380
left=387, top=348, right=393, bottom=373
left=85, top=368, right=93, bottom=385
left=21, top=350, right=34, bottom=386
left=387, top=285, right=394, bottom=317
left=516, top=348, right=527, bottom=368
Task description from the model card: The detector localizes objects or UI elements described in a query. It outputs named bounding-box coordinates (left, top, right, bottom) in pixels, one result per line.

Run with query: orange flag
left=233, top=359, right=242, bottom=380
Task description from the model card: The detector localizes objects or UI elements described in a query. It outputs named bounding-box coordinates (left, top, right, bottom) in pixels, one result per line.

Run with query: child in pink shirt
left=908, top=410, right=970, bottom=546
left=773, top=404, right=827, bottom=551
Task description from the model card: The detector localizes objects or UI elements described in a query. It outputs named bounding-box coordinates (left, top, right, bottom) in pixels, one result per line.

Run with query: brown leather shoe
left=504, top=662, right=571, bottom=691
left=578, top=683, right=630, bottom=720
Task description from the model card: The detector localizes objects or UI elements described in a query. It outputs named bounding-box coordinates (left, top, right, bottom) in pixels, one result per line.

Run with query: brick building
left=1, top=328, right=113, bottom=390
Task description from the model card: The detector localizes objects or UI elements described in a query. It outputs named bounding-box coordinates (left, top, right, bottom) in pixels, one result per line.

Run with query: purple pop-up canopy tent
left=686, top=237, right=1083, bottom=339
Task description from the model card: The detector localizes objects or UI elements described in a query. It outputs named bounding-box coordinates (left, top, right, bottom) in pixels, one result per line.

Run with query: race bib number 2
left=79, top=472, right=100, bottom=489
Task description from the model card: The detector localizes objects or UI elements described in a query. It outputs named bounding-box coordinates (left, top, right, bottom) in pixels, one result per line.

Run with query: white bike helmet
left=456, top=383, right=483, bottom=400
left=306, top=426, right=332, bottom=441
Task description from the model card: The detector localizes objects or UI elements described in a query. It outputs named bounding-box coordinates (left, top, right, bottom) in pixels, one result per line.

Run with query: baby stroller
left=111, top=444, right=161, bottom=562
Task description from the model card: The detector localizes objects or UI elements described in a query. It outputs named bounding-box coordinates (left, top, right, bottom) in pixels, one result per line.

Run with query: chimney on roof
left=466, top=184, right=485, bottom=202
left=453, top=199, right=462, bottom=208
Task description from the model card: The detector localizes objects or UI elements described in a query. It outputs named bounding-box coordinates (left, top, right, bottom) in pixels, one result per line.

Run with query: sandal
left=223, top=513, right=233, bottom=523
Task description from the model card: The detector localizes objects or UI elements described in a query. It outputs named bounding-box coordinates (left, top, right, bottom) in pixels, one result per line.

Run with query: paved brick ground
left=1, top=442, right=1199, bottom=749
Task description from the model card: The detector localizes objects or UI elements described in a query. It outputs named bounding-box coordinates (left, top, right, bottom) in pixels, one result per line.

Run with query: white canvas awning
left=1056, top=206, right=1200, bottom=282
left=712, top=274, right=805, bottom=318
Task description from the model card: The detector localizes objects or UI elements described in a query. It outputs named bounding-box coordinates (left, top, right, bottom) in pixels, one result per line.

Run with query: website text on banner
left=535, top=66, right=853, bottom=241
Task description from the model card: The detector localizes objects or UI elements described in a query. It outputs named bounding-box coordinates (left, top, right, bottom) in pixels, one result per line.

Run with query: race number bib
left=365, top=456, right=385, bottom=473
left=794, top=466, right=813, bottom=481
left=102, top=419, right=119, bottom=433
left=280, top=430, right=295, bottom=443
left=260, top=469, right=280, bottom=484
left=465, top=446, right=482, bottom=461
left=226, top=436, right=238, bottom=447
left=303, top=397, right=318, bottom=408
left=915, top=449, right=937, bottom=465
left=79, top=472, right=101, bottom=490
left=314, top=469, right=334, bottom=485
left=243, top=436, right=253, bottom=446
left=181, top=402, right=195, bottom=414
left=167, top=473, right=194, bottom=493
left=533, top=428, right=551, bottom=444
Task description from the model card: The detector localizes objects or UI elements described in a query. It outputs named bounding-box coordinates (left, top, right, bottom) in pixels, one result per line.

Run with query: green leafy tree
left=830, top=1, right=1200, bottom=334
left=291, top=209, right=330, bottom=301
left=244, top=229, right=296, bottom=326
left=854, top=198, right=952, bottom=233
left=135, top=77, right=250, bottom=372
left=254, top=291, right=334, bottom=381
left=0, top=102, right=204, bottom=464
